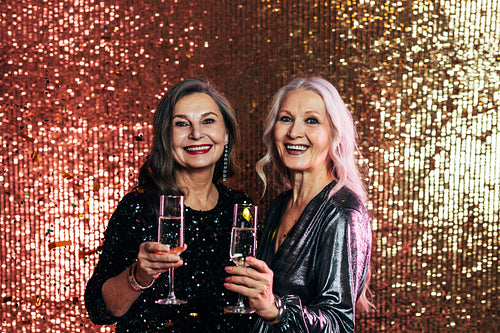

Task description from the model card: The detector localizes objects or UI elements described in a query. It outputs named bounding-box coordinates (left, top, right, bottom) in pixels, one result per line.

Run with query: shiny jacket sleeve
left=252, top=188, right=372, bottom=333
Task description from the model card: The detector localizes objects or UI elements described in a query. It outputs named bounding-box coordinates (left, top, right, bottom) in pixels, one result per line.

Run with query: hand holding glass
left=224, top=203, right=257, bottom=314
left=155, top=195, right=187, bottom=305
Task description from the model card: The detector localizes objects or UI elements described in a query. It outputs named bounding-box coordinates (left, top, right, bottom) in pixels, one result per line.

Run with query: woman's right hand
left=134, top=242, right=187, bottom=286
left=224, top=257, right=278, bottom=321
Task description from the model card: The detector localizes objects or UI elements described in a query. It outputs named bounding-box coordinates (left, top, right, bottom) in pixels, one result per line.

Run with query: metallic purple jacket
left=252, top=181, right=372, bottom=333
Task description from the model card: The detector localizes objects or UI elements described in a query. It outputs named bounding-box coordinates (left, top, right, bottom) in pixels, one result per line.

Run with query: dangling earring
left=222, top=142, right=229, bottom=182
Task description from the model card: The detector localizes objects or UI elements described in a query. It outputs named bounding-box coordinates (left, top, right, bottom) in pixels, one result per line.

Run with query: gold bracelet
left=264, top=295, right=286, bottom=326
left=128, top=262, right=155, bottom=291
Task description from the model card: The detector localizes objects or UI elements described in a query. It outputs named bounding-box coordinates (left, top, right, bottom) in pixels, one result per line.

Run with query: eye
left=278, top=115, right=292, bottom=122
left=203, top=118, right=215, bottom=124
left=306, top=117, right=319, bottom=125
left=174, top=120, right=189, bottom=127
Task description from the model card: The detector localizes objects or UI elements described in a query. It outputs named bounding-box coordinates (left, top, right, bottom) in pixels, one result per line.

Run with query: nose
left=287, top=120, right=304, bottom=139
left=188, top=123, right=204, bottom=140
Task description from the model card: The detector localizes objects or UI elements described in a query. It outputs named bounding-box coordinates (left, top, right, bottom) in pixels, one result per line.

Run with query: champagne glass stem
left=168, top=268, right=176, bottom=300
left=236, top=293, right=245, bottom=309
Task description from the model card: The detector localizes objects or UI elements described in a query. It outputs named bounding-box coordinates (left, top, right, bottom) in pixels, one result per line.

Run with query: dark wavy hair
left=137, top=78, right=239, bottom=210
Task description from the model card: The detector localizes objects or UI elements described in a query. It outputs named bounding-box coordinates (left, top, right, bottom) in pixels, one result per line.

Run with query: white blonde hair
left=256, top=76, right=368, bottom=203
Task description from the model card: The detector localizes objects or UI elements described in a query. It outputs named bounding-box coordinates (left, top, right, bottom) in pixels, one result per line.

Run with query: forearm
left=101, top=267, right=143, bottom=317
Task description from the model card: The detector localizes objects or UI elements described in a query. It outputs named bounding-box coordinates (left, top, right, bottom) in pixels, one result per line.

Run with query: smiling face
left=273, top=88, right=333, bottom=175
left=171, top=93, right=228, bottom=172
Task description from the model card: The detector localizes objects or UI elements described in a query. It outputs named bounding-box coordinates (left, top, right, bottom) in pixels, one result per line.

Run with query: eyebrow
left=278, top=109, right=323, bottom=116
left=173, top=111, right=220, bottom=119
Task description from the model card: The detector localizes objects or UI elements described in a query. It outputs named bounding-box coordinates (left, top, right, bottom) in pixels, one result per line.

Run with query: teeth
left=286, top=144, right=308, bottom=151
left=185, top=145, right=211, bottom=152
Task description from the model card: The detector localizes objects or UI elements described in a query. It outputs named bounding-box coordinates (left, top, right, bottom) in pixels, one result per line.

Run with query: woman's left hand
left=224, top=257, right=278, bottom=320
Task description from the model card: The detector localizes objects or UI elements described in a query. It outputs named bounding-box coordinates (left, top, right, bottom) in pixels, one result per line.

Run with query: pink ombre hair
left=256, top=76, right=373, bottom=312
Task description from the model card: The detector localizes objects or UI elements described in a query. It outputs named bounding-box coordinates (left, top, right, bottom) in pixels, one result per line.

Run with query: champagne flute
left=224, top=203, right=257, bottom=314
left=155, top=195, right=187, bottom=305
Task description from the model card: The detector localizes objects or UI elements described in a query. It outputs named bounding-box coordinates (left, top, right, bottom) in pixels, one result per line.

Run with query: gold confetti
left=78, top=245, right=103, bottom=258
left=31, top=152, right=41, bottom=163
left=61, top=172, right=73, bottom=179
left=48, top=240, right=72, bottom=250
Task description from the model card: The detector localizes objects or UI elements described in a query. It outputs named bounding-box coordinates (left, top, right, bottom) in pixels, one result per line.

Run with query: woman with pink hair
left=224, top=76, right=373, bottom=332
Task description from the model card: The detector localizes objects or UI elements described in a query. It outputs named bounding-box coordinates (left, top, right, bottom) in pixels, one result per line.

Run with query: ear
left=225, top=132, right=229, bottom=145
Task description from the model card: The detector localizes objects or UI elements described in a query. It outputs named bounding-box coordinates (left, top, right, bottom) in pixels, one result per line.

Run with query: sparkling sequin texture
left=84, top=183, right=254, bottom=332
left=0, top=0, right=498, bottom=331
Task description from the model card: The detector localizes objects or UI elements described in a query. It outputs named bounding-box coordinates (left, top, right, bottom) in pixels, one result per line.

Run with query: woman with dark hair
left=85, top=78, right=254, bottom=332
left=224, top=76, right=373, bottom=332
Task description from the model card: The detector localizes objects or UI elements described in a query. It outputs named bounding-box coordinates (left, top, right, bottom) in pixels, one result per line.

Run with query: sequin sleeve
left=84, top=191, right=152, bottom=325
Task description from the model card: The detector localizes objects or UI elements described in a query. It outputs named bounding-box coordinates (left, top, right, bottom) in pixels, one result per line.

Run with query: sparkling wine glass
left=224, top=203, right=257, bottom=314
left=155, top=195, right=187, bottom=305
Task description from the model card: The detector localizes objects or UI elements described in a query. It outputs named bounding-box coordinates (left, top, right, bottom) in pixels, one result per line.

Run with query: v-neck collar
left=272, top=180, right=336, bottom=256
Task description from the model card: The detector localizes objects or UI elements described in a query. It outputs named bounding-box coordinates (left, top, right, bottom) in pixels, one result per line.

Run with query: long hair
left=256, top=76, right=373, bottom=312
left=137, top=78, right=239, bottom=211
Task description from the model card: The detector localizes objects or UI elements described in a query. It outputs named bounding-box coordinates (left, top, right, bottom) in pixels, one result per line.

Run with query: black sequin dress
left=85, top=182, right=256, bottom=332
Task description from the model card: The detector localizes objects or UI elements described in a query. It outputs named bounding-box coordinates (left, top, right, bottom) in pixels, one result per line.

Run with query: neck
left=289, top=168, right=334, bottom=207
left=175, top=168, right=219, bottom=211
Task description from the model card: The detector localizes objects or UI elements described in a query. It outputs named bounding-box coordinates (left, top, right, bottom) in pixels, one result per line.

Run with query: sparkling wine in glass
left=224, top=203, right=257, bottom=314
left=156, top=195, right=187, bottom=305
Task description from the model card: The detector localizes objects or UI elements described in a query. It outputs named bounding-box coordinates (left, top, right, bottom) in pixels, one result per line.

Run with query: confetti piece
left=31, top=152, right=41, bottom=163
left=134, top=134, right=144, bottom=141
left=61, top=172, right=73, bottom=179
left=2, top=296, right=12, bottom=303
left=48, top=240, right=72, bottom=250
left=93, top=183, right=100, bottom=191
left=18, top=132, right=35, bottom=142
left=78, top=245, right=103, bottom=258
left=250, top=54, right=262, bottom=65
left=165, top=321, right=174, bottom=327
left=31, top=295, right=42, bottom=306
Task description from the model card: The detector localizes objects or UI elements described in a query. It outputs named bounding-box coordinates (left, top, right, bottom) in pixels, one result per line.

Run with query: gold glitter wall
left=1, top=0, right=498, bottom=332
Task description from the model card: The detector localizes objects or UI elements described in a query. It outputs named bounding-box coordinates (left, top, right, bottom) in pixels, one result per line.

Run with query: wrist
left=128, top=262, right=155, bottom=291
left=264, top=295, right=286, bottom=326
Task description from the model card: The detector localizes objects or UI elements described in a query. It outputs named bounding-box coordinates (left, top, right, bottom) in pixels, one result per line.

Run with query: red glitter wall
left=1, top=0, right=498, bottom=331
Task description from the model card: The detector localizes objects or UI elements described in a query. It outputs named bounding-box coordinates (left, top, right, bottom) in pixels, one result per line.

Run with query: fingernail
left=246, top=257, right=253, bottom=262
left=225, top=266, right=233, bottom=272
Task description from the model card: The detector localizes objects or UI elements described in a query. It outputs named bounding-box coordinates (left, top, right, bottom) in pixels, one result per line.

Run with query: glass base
left=224, top=305, right=255, bottom=314
left=156, top=297, right=187, bottom=305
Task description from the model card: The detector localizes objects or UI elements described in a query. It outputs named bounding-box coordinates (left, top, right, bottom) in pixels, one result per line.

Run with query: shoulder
left=321, top=187, right=371, bottom=238
left=119, top=189, right=150, bottom=207
left=110, top=189, right=153, bottom=220
left=104, top=189, right=155, bottom=238
left=329, top=186, right=366, bottom=216
left=311, top=185, right=369, bottom=232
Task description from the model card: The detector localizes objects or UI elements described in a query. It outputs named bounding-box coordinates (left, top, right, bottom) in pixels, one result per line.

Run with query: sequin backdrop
left=1, top=0, right=498, bottom=331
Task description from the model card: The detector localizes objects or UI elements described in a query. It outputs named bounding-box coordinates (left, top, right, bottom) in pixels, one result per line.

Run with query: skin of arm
left=101, top=242, right=186, bottom=317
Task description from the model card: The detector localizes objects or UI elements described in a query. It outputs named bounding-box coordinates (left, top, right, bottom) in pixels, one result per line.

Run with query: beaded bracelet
left=128, top=262, right=155, bottom=291
left=264, top=295, right=286, bottom=326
